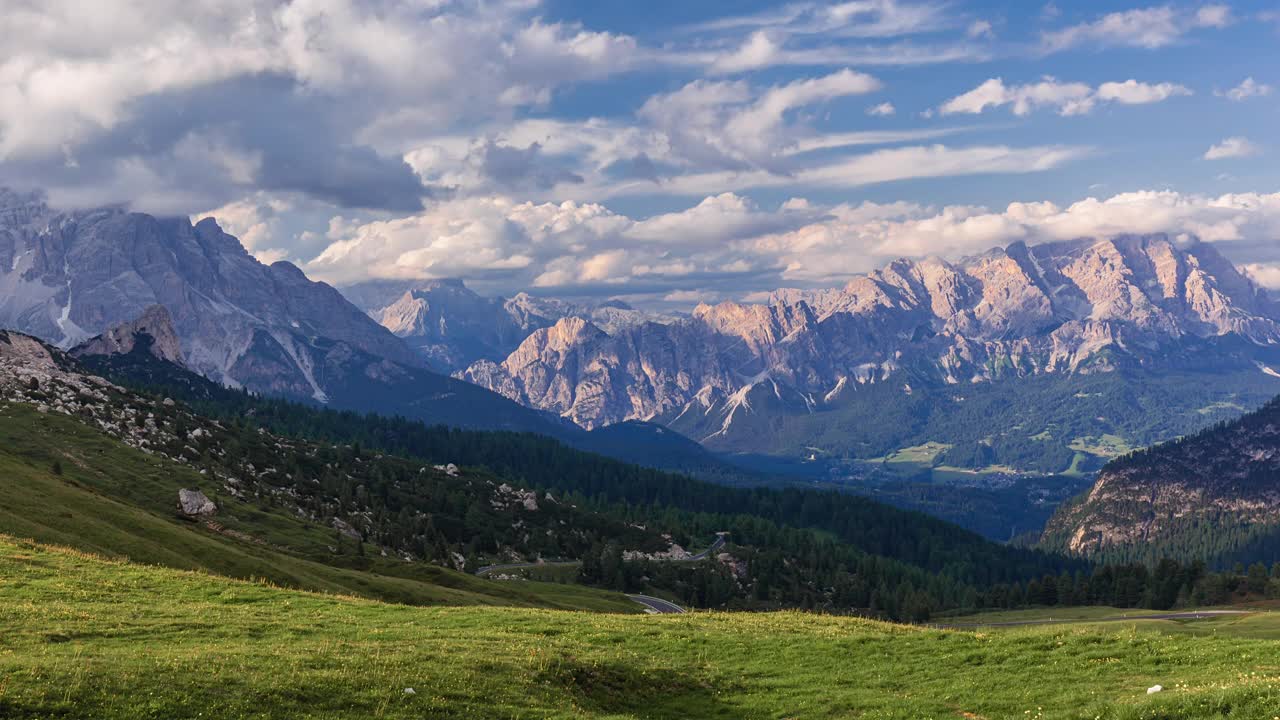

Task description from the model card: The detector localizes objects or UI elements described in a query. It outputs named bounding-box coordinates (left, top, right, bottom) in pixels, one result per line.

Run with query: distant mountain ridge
left=70, top=307, right=762, bottom=483
left=462, top=235, right=1280, bottom=431
left=341, top=277, right=678, bottom=374
left=0, top=188, right=420, bottom=402
left=0, top=190, right=718, bottom=460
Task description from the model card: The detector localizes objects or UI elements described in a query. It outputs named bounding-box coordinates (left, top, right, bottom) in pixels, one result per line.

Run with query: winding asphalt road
left=686, top=532, right=728, bottom=561
left=474, top=560, right=580, bottom=576
left=627, top=594, right=686, bottom=614
left=937, top=609, right=1251, bottom=629
left=478, top=533, right=727, bottom=614
left=476, top=532, right=729, bottom=576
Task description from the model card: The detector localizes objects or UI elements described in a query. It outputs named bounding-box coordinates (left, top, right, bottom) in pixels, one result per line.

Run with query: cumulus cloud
left=1040, top=4, right=1232, bottom=52
left=296, top=188, right=1280, bottom=303
left=1204, top=137, right=1262, bottom=160
left=0, top=0, right=647, bottom=212
left=1219, top=77, right=1273, bottom=101
left=748, top=190, right=1280, bottom=285
left=1243, top=263, right=1280, bottom=290
left=194, top=195, right=291, bottom=260
left=939, top=77, right=1191, bottom=116
left=866, top=102, right=897, bottom=116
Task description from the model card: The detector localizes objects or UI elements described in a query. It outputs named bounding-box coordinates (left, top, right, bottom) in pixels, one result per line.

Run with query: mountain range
left=8, top=187, right=1280, bottom=542
left=0, top=188, right=417, bottom=401
left=0, top=189, right=713, bottom=457
left=434, top=236, right=1280, bottom=476
left=341, top=277, right=676, bottom=374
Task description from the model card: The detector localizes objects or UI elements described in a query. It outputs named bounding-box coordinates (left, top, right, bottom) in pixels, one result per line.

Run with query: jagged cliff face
left=343, top=277, right=677, bottom=374
left=1040, top=396, right=1280, bottom=560
left=372, top=280, right=536, bottom=372
left=0, top=190, right=420, bottom=401
left=463, top=235, right=1280, bottom=430
left=70, top=305, right=185, bottom=367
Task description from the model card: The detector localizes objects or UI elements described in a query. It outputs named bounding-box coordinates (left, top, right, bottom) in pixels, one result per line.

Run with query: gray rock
left=70, top=305, right=186, bottom=366
left=177, top=488, right=217, bottom=517
left=0, top=189, right=421, bottom=403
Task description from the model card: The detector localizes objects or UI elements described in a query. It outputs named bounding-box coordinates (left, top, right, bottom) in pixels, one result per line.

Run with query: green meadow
left=3, top=536, right=1280, bottom=720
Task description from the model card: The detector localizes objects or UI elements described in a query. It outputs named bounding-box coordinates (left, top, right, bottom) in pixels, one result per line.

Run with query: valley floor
left=3, top=537, right=1280, bottom=719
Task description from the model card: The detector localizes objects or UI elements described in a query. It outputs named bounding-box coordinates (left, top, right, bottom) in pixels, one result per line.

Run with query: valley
left=338, top=235, right=1280, bottom=538
left=5, top=3, right=1280, bottom=717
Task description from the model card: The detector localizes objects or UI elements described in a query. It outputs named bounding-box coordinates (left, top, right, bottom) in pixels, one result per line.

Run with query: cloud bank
left=296, top=189, right=1280, bottom=302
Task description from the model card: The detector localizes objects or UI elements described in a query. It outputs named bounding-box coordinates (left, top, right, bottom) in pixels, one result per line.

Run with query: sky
left=1, top=0, right=1279, bottom=306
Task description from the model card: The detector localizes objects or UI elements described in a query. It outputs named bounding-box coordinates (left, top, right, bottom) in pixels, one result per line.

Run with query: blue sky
left=2, top=1, right=1278, bottom=303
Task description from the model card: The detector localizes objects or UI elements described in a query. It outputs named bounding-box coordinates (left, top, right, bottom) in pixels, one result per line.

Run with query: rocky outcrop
left=177, top=489, right=217, bottom=517
left=0, top=189, right=420, bottom=402
left=1041, top=393, right=1280, bottom=559
left=71, top=305, right=185, bottom=366
left=342, top=278, right=677, bottom=373
left=464, top=235, right=1280, bottom=432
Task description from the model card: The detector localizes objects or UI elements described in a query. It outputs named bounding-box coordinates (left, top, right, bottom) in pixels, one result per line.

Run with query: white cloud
left=688, top=1, right=954, bottom=38
left=940, top=77, right=1191, bottom=116
left=598, top=143, right=1085, bottom=199
left=195, top=195, right=289, bottom=253
left=1219, top=77, right=1274, bottom=101
left=0, top=1, right=645, bottom=160
left=751, top=190, right=1280, bottom=284
left=663, top=289, right=722, bottom=303
left=0, top=0, right=659, bottom=212
left=1095, top=79, right=1193, bottom=105
left=940, top=78, right=1093, bottom=116
left=1243, top=263, right=1280, bottom=289
left=866, top=102, right=897, bottom=116
left=1040, top=5, right=1231, bottom=52
left=297, top=188, right=1280, bottom=301
left=637, top=69, right=880, bottom=173
left=1195, top=4, right=1234, bottom=28
left=702, top=31, right=988, bottom=74
left=1204, top=137, right=1262, bottom=160
left=686, top=0, right=989, bottom=74
left=967, top=20, right=995, bottom=39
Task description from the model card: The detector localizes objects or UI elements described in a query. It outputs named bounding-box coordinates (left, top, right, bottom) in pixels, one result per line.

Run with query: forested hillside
left=57, top=334, right=1091, bottom=617
left=30, top=329, right=1277, bottom=620
left=1042, top=394, right=1280, bottom=567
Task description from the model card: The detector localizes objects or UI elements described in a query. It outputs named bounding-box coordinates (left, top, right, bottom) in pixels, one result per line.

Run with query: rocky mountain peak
left=71, top=305, right=185, bottom=367
left=0, top=195, right=420, bottom=402
left=463, top=234, right=1280, bottom=433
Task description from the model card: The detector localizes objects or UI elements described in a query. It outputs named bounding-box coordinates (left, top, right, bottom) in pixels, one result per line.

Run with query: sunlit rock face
left=461, top=235, right=1280, bottom=430
left=0, top=190, right=420, bottom=402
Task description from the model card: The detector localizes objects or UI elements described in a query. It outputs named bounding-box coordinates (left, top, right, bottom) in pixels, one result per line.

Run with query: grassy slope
left=0, top=402, right=635, bottom=613
left=3, top=537, right=1280, bottom=720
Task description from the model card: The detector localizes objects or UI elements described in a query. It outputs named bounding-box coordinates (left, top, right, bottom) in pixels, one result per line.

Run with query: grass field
left=1069, top=434, right=1135, bottom=458
left=3, top=536, right=1280, bottom=719
left=0, top=403, right=636, bottom=613
left=1197, top=400, right=1246, bottom=416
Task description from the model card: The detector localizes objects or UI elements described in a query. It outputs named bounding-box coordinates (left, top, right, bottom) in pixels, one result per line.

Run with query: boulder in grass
left=177, top=488, right=217, bottom=517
